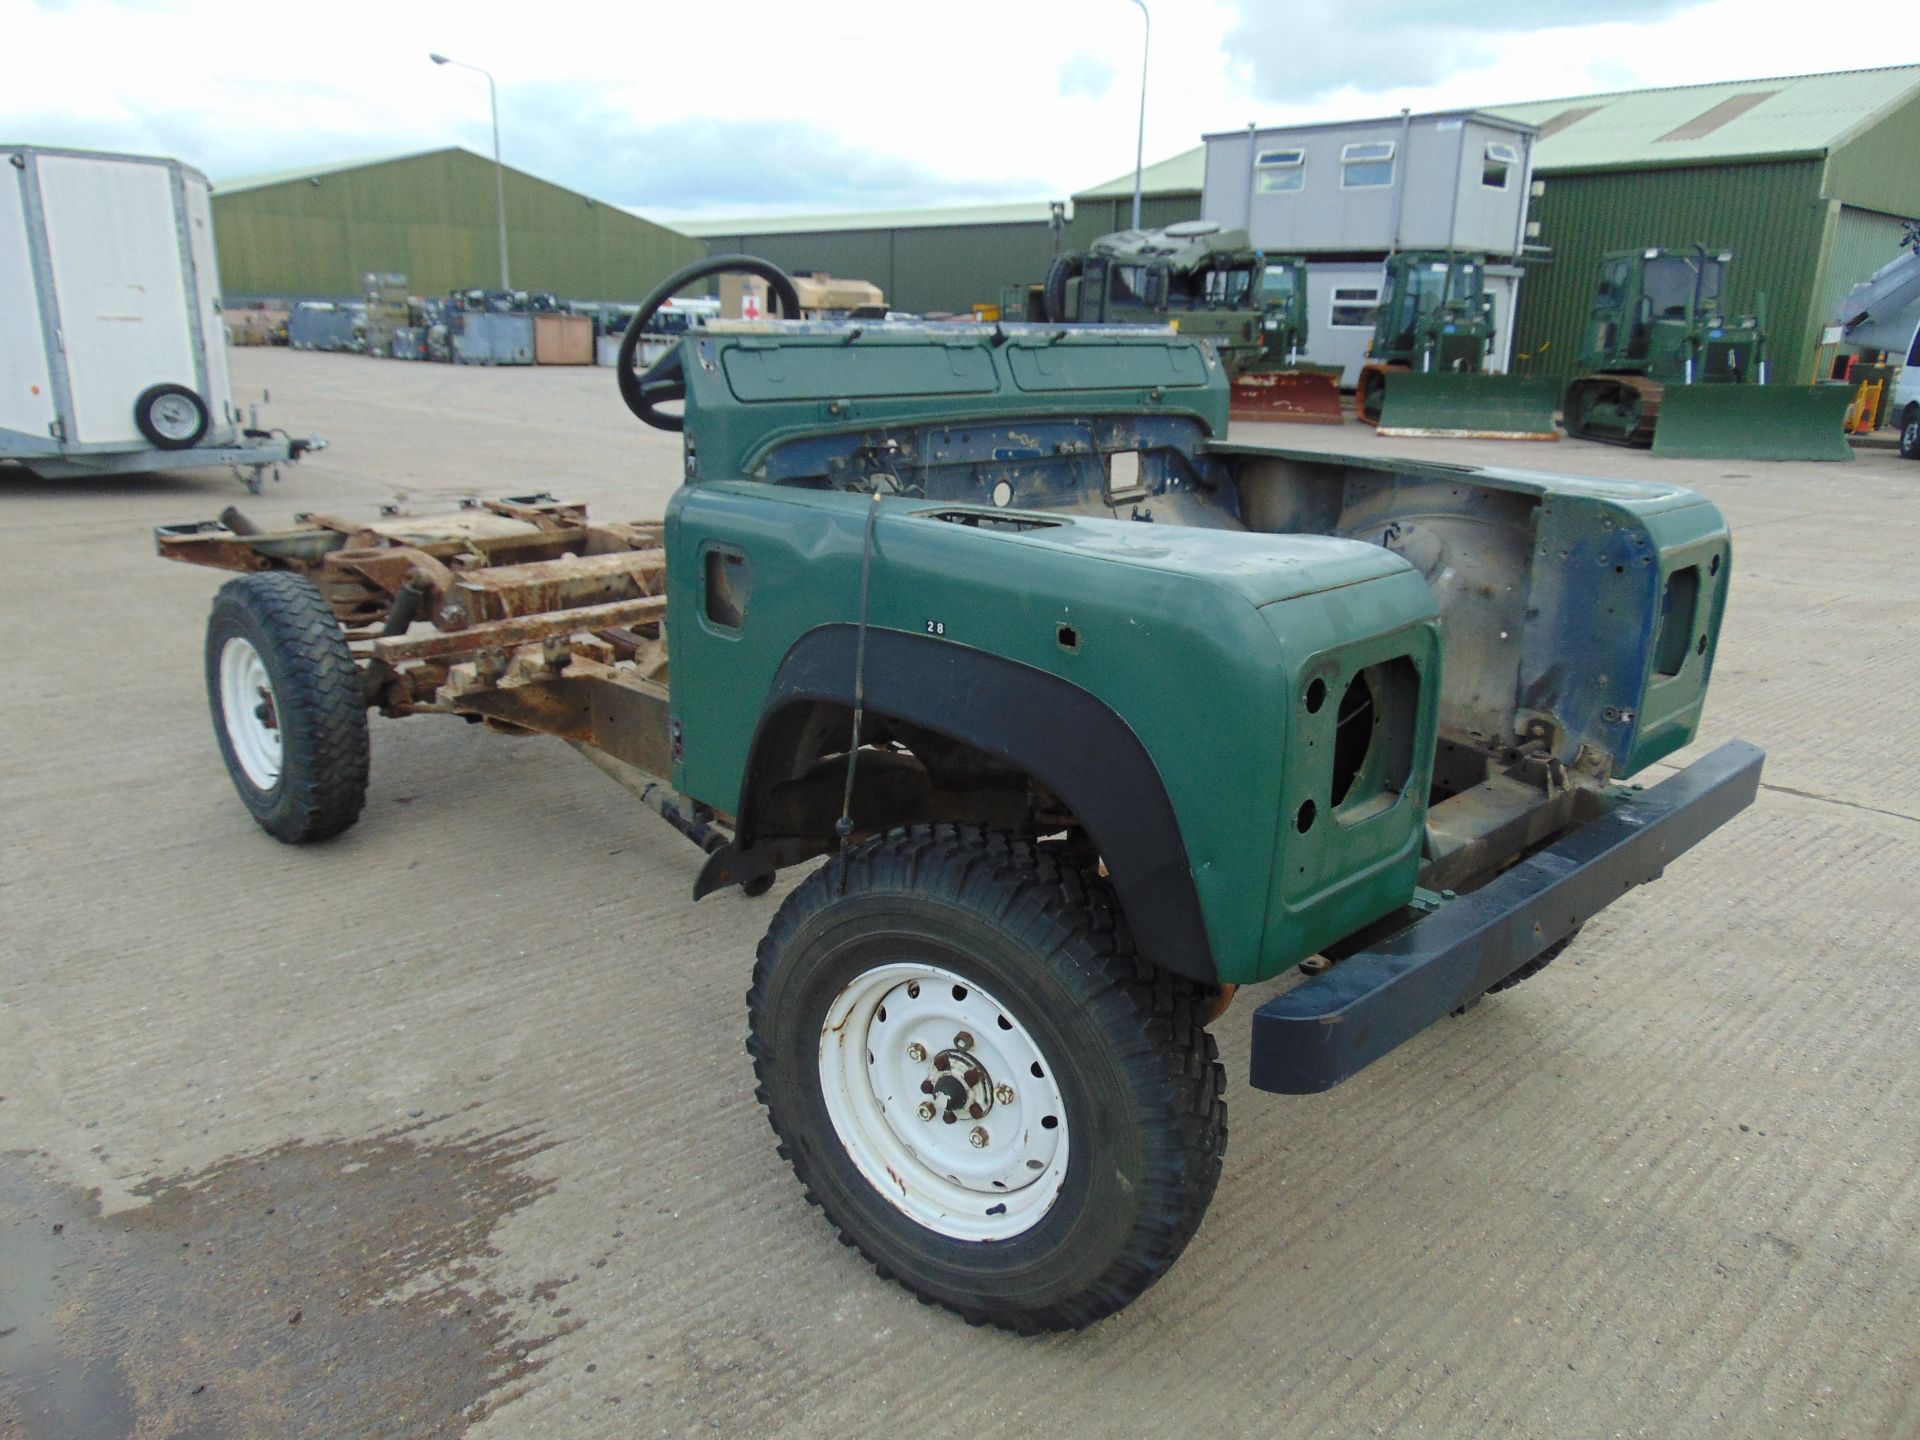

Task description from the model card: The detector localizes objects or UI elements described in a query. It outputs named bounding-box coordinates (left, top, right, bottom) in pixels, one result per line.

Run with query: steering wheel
left=617, top=254, right=802, bottom=431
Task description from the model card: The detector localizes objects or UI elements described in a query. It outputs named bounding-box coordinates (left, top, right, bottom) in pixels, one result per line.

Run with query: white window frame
left=1340, top=140, right=1396, bottom=190
left=1254, top=147, right=1305, bottom=194
left=1329, top=286, right=1382, bottom=329
left=1482, top=141, right=1520, bottom=190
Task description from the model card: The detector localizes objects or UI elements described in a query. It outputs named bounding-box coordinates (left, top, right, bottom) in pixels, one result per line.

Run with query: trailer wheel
left=204, top=572, right=369, bottom=843
left=1900, top=406, right=1919, bottom=461
left=134, top=383, right=209, bottom=450
left=748, top=824, right=1226, bottom=1333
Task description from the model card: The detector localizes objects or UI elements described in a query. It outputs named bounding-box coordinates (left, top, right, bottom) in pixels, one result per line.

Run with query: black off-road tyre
left=1486, top=925, right=1583, bottom=994
left=1900, top=406, right=1919, bottom=461
left=747, top=824, right=1226, bottom=1333
left=1042, top=253, right=1084, bottom=323
left=204, top=572, right=369, bottom=843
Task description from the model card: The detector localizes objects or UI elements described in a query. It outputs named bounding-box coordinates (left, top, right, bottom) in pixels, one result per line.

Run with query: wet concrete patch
left=0, top=1122, right=569, bottom=1438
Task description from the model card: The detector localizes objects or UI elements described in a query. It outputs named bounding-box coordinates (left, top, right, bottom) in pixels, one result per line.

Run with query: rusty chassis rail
left=158, top=493, right=705, bottom=841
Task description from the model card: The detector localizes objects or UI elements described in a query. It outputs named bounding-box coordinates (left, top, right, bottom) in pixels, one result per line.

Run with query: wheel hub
left=219, top=636, right=283, bottom=789
left=817, top=962, right=1069, bottom=1241
left=921, top=1048, right=993, bottom=1124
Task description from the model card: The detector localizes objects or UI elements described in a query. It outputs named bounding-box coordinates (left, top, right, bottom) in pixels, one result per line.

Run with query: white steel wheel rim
left=150, top=393, right=199, bottom=440
left=818, top=961, right=1069, bottom=1241
left=219, top=636, right=282, bottom=790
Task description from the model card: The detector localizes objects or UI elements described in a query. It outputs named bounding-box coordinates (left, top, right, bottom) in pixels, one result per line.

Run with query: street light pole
left=430, top=52, right=511, bottom=291
left=1126, top=0, right=1149, bottom=231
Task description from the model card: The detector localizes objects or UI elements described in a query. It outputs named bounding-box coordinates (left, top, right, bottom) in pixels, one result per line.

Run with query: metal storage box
left=288, top=303, right=362, bottom=351
left=452, top=312, right=534, bottom=365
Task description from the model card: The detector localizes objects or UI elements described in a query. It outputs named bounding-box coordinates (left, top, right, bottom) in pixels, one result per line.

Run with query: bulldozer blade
left=1650, top=384, right=1854, bottom=462
left=1375, top=373, right=1561, bottom=440
left=1230, top=368, right=1345, bottom=424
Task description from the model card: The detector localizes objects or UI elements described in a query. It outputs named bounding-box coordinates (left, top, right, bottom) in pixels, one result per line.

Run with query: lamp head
left=429, top=53, right=450, bottom=64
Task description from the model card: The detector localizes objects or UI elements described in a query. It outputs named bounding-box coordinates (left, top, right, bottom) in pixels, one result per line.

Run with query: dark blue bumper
left=1249, top=740, right=1765, bottom=1095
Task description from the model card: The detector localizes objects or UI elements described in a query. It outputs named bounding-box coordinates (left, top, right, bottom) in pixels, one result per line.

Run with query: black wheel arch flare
left=720, top=625, right=1219, bottom=986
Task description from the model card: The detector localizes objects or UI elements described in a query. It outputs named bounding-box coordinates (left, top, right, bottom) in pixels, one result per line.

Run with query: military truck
left=158, top=255, right=1762, bottom=1334
left=1044, top=221, right=1343, bottom=423
left=1562, top=245, right=1851, bottom=460
left=1356, top=250, right=1559, bottom=440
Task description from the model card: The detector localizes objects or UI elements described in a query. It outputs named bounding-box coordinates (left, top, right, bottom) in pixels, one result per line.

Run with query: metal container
left=391, top=327, right=429, bottom=360
left=452, top=312, right=534, bottom=366
left=288, top=304, right=362, bottom=352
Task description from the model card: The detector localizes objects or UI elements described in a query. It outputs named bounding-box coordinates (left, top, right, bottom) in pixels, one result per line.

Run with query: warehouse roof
left=676, top=199, right=1068, bottom=237
left=1074, top=63, right=1920, bottom=202
left=1074, top=148, right=1207, bottom=200
left=214, top=149, right=444, bottom=194
left=1490, top=64, right=1920, bottom=171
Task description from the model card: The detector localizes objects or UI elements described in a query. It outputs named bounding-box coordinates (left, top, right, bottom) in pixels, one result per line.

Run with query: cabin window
left=1255, top=147, right=1305, bottom=193
left=1341, top=141, right=1395, bottom=188
left=1330, top=286, right=1382, bottom=329
left=1483, top=142, right=1519, bottom=189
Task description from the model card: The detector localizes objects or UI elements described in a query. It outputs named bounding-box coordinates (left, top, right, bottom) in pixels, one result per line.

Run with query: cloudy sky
left=6, top=0, right=1904, bottom=222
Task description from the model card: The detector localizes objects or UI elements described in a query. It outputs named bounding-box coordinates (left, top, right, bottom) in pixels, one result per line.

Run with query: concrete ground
left=2, top=349, right=1916, bottom=1439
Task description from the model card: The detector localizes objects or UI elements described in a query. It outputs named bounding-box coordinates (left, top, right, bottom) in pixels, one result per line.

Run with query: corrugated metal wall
left=1818, top=205, right=1918, bottom=365
left=212, top=149, right=705, bottom=302
left=1824, top=88, right=1920, bottom=221
left=1511, top=159, right=1829, bottom=386
left=1067, top=192, right=1202, bottom=250
left=698, top=221, right=1059, bottom=314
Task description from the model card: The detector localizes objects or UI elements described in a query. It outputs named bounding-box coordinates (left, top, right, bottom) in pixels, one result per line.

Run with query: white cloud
left=3, top=0, right=1905, bottom=221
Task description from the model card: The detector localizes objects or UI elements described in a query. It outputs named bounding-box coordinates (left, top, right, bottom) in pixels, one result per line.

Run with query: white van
left=1895, top=320, right=1920, bottom=460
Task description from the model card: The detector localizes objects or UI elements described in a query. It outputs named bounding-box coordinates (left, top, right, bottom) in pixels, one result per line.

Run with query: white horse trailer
left=1, top=145, right=321, bottom=489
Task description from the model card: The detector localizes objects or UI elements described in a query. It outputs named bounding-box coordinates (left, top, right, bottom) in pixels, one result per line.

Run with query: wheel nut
left=917, top=1101, right=936, bottom=1122
left=906, top=1042, right=927, bottom=1063
left=968, top=1126, right=989, bottom=1149
left=994, top=1083, right=1016, bottom=1106
left=954, top=1031, right=974, bottom=1051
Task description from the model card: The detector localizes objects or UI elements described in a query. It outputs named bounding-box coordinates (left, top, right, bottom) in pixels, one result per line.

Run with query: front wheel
left=1900, top=406, right=1920, bottom=461
left=204, top=572, right=369, bottom=842
left=748, top=825, right=1226, bottom=1333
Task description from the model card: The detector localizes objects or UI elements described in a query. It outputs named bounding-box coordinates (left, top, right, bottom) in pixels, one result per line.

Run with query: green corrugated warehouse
left=211, top=147, right=705, bottom=302
left=678, top=201, right=1068, bottom=316
left=1065, top=64, right=1920, bottom=389
left=1490, top=65, right=1920, bottom=386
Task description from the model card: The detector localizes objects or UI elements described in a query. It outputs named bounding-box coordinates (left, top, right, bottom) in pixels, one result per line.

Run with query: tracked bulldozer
left=1044, top=222, right=1344, bottom=424
left=1357, top=251, right=1560, bottom=441
left=1562, top=247, right=1851, bottom=461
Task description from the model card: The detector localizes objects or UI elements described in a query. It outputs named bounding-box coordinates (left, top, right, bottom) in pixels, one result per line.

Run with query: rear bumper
left=1248, top=740, right=1764, bottom=1095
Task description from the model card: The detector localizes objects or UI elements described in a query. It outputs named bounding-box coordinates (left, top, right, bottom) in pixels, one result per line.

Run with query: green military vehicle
left=1044, top=221, right=1344, bottom=422
left=1358, top=250, right=1560, bottom=440
left=159, top=256, right=1762, bottom=1334
left=1562, top=245, right=1852, bottom=460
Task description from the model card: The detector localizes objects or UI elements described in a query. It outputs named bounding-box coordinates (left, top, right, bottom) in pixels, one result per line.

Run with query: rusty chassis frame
left=156, top=493, right=731, bottom=855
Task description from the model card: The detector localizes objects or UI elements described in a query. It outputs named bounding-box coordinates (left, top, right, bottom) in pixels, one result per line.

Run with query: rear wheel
left=748, top=824, right=1226, bottom=1332
left=1900, top=405, right=1919, bottom=460
left=204, top=572, right=369, bottom=842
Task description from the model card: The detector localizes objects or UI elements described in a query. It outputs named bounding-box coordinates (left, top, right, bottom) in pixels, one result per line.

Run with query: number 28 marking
left=925, top=620, right=946, bottom=636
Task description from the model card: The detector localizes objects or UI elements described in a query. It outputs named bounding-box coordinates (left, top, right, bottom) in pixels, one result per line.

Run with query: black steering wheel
left=617, top=254, right=802, bottom=431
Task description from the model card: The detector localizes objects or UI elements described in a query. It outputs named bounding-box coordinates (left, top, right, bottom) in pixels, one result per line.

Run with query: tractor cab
left=1369, top=252, right=1494, bottom=374
left=1581, top=247, right=1758, bottom=383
